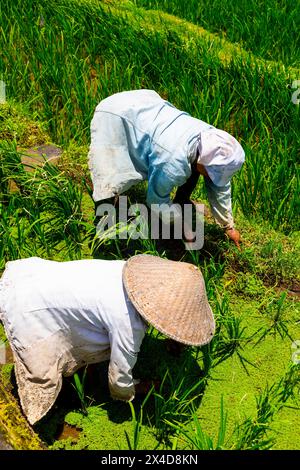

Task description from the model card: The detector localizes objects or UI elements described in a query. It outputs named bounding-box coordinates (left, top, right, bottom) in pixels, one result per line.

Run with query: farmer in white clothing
left=0, top=255, right=215, bottom=425
left=88, top=89, right=245, bottom=247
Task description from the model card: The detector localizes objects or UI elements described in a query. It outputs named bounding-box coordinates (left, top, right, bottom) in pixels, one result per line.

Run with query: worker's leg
left=173, top=163, right=199, bottom=205
left=173, top=164, right=200, bottom=241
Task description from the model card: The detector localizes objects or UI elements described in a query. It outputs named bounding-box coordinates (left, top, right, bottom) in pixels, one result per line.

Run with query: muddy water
left=57, top=423, right=81, bottom=442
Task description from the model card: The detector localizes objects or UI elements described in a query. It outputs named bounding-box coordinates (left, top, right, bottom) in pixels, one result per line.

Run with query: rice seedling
left=201, top=258, right=226, bottom=300
left=255, top=292, right=294, bottom=344
left=152, top=367, right=207, bottom=445
left=72, top=367, right=89, bottom=416
left=167, top=397, right=228, bottom=450
left=209, top=294, right=257, bottom=373
left=124, top=389, right=153, bottom=450
left=234, top=365, right=300, bottom=449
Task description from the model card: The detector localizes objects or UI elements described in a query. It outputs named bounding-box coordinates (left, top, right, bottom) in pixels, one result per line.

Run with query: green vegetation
left=72, top=368, right=89, bottom=416
left=0, top=0, right=299, bottom=229
left=134, top=0, right=300, bottom=67
left=0, top=103, right=49, bottom=146
left=0, top=366, right=44, bottom=450
left=0, top=0, right=299, bottom=451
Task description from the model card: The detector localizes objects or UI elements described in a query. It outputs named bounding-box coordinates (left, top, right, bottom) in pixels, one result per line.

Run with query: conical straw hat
left=123, top=255, right=215, bottom=346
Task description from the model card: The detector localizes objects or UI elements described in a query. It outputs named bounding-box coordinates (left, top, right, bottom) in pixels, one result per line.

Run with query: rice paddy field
left=0, top=0, right=299, bottom=451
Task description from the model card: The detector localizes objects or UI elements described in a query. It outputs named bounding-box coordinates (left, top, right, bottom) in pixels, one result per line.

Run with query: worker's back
left=89, top=89, right=214, bottom=203
left=0, top=257, right=147, bottom=424
left=97, top=89, right=213, bottom=158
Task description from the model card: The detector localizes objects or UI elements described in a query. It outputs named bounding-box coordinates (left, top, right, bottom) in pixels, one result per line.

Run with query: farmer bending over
left=0, top=255, right=215, bottom=425
left=88, top=89, right=245, bottom=247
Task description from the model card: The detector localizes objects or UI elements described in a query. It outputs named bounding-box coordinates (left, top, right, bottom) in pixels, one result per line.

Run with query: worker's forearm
left=204, top=178, right=234, bottom=230
left=108, top=363, right=135, bottom=402
left=109, top=381, right=135, bottom=402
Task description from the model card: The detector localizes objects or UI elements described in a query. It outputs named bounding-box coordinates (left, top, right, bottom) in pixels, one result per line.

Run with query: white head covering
left=197, top=128, right=245, bottom=187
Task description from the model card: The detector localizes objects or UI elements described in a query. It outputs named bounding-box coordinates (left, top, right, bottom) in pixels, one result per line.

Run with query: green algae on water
left=51, top=406, right=159, bottom=450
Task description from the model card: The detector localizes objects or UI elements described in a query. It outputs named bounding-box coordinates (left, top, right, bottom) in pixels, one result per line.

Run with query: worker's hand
left=183, top=221, right=196, bottom=243
left=225, top=228, right=241, bottom=249
left=184, top=230, right=196, bottom=244
left=134, top=380, right=160, bottom=396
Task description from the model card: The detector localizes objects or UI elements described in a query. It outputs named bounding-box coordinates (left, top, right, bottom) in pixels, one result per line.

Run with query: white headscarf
left=197, top=128, right=245, bottom=187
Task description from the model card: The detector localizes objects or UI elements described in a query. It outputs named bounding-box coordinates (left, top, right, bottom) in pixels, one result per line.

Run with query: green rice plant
left=124, top=388, right=153, bottom=450
left=213, top=316, right=256, bottom=374
left=201, top=258, right=225, bottom=301
left=167, top=397, right=228, bottom=450
left=255, top=292, right=293, bottom=344
left=20, top=163, right=87, bottom=258
left=0, top=0, right=299, bottom=231
left=91, top=217, right=136, bottom=260
left=260, top=239, right=300, bottom=286
left=209, top=294, right=256, bottom=373
left=171, top=366, right=300, bottom=450
left=152, top=368, right=206, bottom=444
left=236, top=134, right=300, bottom=232
left=128, top=214, right=162, bottom=257
left=91, top=207, right=163, bottom=259
left=0, top=197, right=46, bottom=266
left=234, top=365, right=300, bottom=449
left=0, top=140, right=27, bottom=203
left=198, top=343, right=214, bottom=379
left=0, top=138, right=91, bottom=261
left=124, top=402, right=143, bottom=451
left=72, top=367, right=88, bottom=416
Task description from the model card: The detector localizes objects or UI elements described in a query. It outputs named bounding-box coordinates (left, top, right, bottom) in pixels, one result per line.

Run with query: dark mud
left=56, top=423, right=81, bottom=442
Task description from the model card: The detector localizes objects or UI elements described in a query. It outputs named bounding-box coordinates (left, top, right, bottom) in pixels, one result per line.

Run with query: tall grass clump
left=168, top=397, right=228, bottom=450
left=152, top=370, right=206, bottom=445
left=0, top=141, right=91, bottom=267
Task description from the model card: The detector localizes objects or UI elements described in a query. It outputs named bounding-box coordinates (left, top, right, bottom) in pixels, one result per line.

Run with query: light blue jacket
left=89, top=89, right=236, bottom=228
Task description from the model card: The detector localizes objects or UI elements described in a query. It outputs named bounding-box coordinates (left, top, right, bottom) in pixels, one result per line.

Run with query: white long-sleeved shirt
left=0, top=257, right=147, bottom=424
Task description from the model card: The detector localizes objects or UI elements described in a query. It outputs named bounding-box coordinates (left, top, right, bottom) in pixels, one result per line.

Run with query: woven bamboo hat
left=123, top=255, right=215, bottom=346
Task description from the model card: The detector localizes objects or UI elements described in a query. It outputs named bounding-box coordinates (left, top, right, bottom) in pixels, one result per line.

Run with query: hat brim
left=123, top=255, right=215, bottom=346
